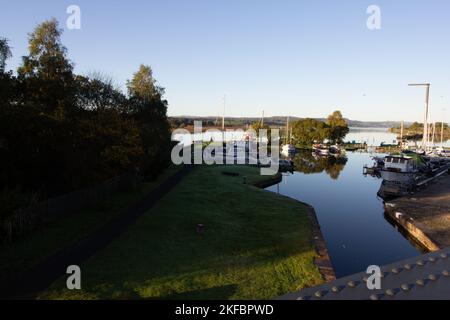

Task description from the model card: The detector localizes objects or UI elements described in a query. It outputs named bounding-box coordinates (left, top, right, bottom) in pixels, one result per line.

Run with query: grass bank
left=0, top=166, right=182, bottom=284
left=40, top=165, right=323, bottom=300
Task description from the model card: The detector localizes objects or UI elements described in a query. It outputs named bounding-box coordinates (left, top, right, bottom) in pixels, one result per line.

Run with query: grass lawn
left=0, top=165, right=182, bottom=284
left=39, top=165, right=323, bottom=300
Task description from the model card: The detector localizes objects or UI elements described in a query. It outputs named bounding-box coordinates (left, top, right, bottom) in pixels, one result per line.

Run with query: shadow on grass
left=151, top=284, right=238, bottom=300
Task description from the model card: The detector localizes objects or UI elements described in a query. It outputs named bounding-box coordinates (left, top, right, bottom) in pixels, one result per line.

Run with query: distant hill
left=169, top=116, right=410, bottom=129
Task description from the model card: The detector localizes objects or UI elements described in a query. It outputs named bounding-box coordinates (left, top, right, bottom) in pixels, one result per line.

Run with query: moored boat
left=379, top=154, right=423, bottom=184
left=329, top=145, right=342, bottom=155
left=281, top=144, right=296, bottom=156
left=312, top=144, right=330, bottom=156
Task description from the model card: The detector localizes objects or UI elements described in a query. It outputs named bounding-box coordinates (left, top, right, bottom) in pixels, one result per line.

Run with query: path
left=0, top=165, right=193, bottom=299
left=385, top=173, right=450, bottom=251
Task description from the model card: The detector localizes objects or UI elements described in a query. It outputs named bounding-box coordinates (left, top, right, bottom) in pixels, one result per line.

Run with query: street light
left=408, top=83, right=431, bottom=151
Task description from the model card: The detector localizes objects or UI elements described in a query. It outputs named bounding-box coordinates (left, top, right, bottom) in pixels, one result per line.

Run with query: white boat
left=313, top=144, right=330, bottom=156
left=281, top=144, right=296, bottom=155
left=281, top=117, right=296, bottom=156
left=379, top=154, right=421, bottom=184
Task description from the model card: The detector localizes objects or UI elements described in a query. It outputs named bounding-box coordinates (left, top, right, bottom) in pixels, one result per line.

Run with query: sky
left=1, top=0, right=450, bottom=122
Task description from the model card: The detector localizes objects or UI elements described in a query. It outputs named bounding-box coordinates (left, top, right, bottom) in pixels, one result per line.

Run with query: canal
left=266, top=129, right=427, bottom=278
left=175, top=127, right=450, bottom=278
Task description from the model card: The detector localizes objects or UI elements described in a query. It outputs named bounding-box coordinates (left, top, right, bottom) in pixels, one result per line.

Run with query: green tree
left=74, top=75, right=128, bottom=112
left=291, top=118, right=329, bottom=147
left=0, top=38, right=15, bottom=104
left=127, top=65, right=165, bottom=103
left=0, top=38, right=12, bottom=72
left=327, top=111, right=349, bottom=144
left=127, top=64, right=170, bottom=178
left=17, top=18, right=74, bottom=118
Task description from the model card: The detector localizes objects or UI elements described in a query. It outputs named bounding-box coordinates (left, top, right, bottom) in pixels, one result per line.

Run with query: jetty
left=384, top=173, right=450, bottom=251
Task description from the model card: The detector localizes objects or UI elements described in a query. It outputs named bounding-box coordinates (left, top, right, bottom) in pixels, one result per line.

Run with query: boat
left=281, top=116, right=297, bottom=156
left=379, top=154, right=424, bottom=184
left=363, top=156, right=385, bottom=177
left=279, top=159, right=294, bottom=172
left=312, top=144, right=330, bottom=156
left=281, top=144, right=296, bottom=156
left=436, top=147, right=450, bottom=158
left=329, top=145, right=342, bottom=155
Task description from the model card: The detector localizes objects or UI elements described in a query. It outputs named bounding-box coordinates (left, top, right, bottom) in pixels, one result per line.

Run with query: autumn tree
left=17, top=18, right=75, bottom=118
left=291, top=118, right=329, bottom=147
left=1, top=19, right=174, bottom=220
left=326, top=111, right=349, bottom=144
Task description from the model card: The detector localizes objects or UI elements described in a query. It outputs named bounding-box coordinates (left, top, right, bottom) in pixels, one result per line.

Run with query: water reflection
left=290, top=151, right=348, bottom=180
left=267, top=150, right=420, bottom=278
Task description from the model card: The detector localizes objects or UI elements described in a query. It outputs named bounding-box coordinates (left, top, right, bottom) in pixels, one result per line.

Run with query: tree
left=127, top=64, right=171, bottom=178
left=293, top=151, right=347, bottom=179
left=74, top=75, right=128, bottom=112
left=0, top=38, right=12, bottom=72
left=327, top=111, right=349, bottom=144
left=17, top=18, right=75, bottom=118
left=291, top=118, right=329, bottom=147
left=0, top=39, right=15, bottom=104
left=127, top=65, right=165, bottom=103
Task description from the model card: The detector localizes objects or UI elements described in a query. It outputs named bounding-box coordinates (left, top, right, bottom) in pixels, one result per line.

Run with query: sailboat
left=281, top=116, right=296, bottom=156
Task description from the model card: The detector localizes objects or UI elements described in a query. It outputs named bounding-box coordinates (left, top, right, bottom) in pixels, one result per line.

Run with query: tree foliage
left=0, top=38, right=12, bottom=72
left=291, top=118, right=330, bottom=147
left=326, top=110, right=349, bottom=144
left=0, top=19, right=171, bottom=216
left=293, top=151, right=348, bottom=180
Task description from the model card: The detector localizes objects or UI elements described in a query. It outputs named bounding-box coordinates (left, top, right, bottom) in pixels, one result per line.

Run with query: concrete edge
left=304, top=203, right=337, bottom=282
left=384, top=206, right=440, bottom=252
left=254, top=174, right=336, bottom=284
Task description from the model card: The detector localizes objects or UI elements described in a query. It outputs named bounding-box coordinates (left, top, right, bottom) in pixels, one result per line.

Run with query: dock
left=384, top=172, right=450, bottom=251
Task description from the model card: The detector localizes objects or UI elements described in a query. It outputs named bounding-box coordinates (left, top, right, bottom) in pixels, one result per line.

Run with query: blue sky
left=1, top=0, right=450, bottom=122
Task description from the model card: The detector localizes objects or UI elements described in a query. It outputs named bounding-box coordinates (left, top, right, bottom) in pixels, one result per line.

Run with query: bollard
left=196, top=224, right=205, bottom=234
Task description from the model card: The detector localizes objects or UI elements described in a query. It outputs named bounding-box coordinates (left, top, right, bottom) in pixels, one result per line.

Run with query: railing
left=1, top=173, right=138, bottom=244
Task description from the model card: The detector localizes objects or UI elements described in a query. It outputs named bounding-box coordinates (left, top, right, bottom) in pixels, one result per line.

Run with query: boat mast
left=429, top=123, right=432, bottom=146
left=286, top=116, right=290, bottom=145
left=431, top=122, right=436, bottom=146
left=222, top=95, right=226, bottom=132
left=408, top=83, right=430, bottom=151
left=400, top=121, right=404, bottom=144
left=222, top=95, right=226, bottom=143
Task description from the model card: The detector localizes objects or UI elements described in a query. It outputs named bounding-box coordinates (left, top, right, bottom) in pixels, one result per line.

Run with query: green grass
left=0, top=165, right=182, bottom=283
left=39, top=165, right=323, bottom=300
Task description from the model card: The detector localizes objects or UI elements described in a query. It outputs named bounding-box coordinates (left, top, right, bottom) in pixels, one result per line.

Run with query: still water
left=174, top=127, right=449, bottom=278
left=267, top=128, right=435, bottom=278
